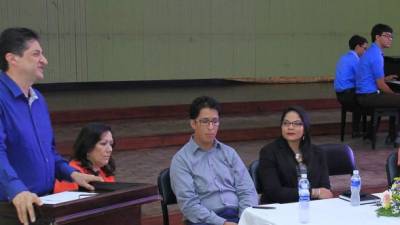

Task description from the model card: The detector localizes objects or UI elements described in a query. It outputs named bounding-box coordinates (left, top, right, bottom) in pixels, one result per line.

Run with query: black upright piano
left=385, top=56, right=400, bottom=92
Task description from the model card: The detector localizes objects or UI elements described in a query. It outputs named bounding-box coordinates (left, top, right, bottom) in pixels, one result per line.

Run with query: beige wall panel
left=0, top=0, right=400, bottom=82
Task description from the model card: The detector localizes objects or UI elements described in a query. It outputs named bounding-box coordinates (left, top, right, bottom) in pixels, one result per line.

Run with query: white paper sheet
left=40, top=191, right=98, bottom=204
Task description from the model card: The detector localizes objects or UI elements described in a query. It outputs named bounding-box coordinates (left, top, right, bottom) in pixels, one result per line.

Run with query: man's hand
left=384, top=74, right=398, bottom=81
left=70, top=171, right=103, bottom=191
left=223, top=222, right=238, bottom=225
left=12, top=191, right=42, bottom=225
left=319, top=188, right=333, bottom=199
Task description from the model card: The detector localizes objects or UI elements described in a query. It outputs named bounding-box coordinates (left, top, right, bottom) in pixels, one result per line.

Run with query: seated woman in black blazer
left=258, top=105, right=333, bottom=203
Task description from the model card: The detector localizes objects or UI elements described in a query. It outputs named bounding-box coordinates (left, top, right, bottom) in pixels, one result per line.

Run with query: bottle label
left=351, top=179, right=361, bottom=187
left=299, top=189, right=310, bottom=201
left=299, top=195, right=310, bottom=201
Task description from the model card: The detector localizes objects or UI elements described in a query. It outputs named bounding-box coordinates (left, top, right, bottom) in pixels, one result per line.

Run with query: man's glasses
left=197, top=118, right=220, bottom=127
left=282, top=120, right=303, bottom=128
left=381, top=34, right=393, bottom=39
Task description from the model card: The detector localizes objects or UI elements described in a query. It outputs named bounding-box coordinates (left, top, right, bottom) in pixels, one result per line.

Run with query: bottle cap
left=353, top=170, right=359, bottom=175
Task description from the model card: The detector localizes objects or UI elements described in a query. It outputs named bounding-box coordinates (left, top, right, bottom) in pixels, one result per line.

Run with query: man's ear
left=375, top=34, right=381, bottom=42
left=190, top=119, right=196, bottom=130
left=5, top=52, right=17, bottom=66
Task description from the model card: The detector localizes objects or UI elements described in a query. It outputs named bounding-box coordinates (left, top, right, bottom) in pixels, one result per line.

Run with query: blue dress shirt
left=334, top=50, right=359, bottom=92
left=355, top=43, right=384, bottom=94
left=0, top=72, right=74, bottom=201
left=170, top=137, right=258, bottom=225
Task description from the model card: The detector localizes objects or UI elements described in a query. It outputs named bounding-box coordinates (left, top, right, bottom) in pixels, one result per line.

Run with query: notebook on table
left=338, top=190, right=381, bottom=205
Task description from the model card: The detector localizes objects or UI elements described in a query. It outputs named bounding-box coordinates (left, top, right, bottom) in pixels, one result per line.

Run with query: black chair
left=157, top=168, right=177, bottom=225
left=386, top=152, right=399, bottom=187
left=248, top=160, right=261, bottom=193
left=318, top=143, right=356, bottom=176
left=370, top=108, right=399, bottom=149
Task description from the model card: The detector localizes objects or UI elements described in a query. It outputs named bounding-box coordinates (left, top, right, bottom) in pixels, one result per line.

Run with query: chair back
left=386, top=152, right=399, bottom=187
left=318, top=143, right=356, bottom=176
left=157, top=168, right=177, bottom=225
left=248, top=160, right=262, bottom=193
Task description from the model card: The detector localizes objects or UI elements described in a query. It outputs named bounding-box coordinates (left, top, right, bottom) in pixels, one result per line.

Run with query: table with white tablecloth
left=239, top=194, right=399, bottom=225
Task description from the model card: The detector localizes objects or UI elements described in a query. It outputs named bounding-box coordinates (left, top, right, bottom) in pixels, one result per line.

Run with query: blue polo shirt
left=355, top=43, right=384, bottom=94
left=334, top=50, right=359, bottom=92
left=0, top=72, right=74, bottom=201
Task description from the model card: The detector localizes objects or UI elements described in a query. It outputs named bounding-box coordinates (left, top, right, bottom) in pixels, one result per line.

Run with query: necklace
left=295, top=153, right=303, bottom=163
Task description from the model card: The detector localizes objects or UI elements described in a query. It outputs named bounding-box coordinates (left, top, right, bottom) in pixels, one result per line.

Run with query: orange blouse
left=54, top=160, right=115, bottom=193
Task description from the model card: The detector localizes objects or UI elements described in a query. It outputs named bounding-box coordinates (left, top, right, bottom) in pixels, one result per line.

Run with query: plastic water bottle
left=298, top=173, right=310, bottom=223
left=350, top=170, right=361, bottom=206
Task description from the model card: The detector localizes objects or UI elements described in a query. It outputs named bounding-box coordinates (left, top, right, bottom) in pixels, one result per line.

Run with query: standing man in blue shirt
left=355, top=24, right=400, bottom=145
left=0, top=27, right=102, bottom=225
left=170, top=96, right=258, bottom=225
left=334, top=35, right=368, bottom=137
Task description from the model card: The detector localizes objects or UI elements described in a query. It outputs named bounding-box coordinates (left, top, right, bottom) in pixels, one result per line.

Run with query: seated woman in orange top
left=54, top=123, right=116, bottom=193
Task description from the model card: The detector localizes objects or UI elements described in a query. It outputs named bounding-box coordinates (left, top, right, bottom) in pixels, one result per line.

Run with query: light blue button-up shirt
left=170, top=137, right=258, bottom=225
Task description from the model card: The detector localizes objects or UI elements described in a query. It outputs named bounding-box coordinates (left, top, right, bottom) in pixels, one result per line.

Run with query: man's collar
left=27, top=87, right=39, bottom=105
left=0, top=72, right=39, bottom=104
left=188, top=136, right=221, bottom=153
left=349, top=50, right=359, bottom=59
left=0, top=72, right=25, bottom=98
left=369, top=42, right=384, bottom=57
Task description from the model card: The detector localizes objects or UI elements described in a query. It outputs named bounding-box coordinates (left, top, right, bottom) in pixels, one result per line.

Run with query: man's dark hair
left=189, top=96, right=221, bottom=119
left=0, top=27, right=39, bottom=71
left=348, top=35, right=367, bottom=50
left=371, top=23, right=393, bottom=42
left=72, top=123, right=116, bottom=176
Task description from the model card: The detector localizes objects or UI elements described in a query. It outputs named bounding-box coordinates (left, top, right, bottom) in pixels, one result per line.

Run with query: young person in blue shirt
left=170, top=96, right=258, bottom=225
left=354, top=23, right=400, bottom=162
left=334, top=35, right=368, bottom=137
left=0, top=27, right=102, bottom=225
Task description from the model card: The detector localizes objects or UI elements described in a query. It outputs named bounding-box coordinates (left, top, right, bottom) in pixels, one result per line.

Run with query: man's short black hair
left=0, top=27, right=39, bottom=71
left=189, top=96, right=221, bottom=119
left=348, top=35, right=367, bottom=50
left=371, top=23, right=393, bottom=42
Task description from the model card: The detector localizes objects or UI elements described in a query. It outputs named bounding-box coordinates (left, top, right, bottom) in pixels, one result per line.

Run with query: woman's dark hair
left=72, top=123, right=116, bottom=176
left=280, top=105, right=312, bottom=164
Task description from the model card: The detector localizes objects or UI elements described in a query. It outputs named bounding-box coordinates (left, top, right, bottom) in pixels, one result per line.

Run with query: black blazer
left=258, top=137, right=331, bottom=204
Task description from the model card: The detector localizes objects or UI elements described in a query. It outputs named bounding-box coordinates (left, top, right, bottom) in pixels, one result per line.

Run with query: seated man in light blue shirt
left=170, top=96, right=258, bottom=225
left=334, top=35, right=368, bottom=137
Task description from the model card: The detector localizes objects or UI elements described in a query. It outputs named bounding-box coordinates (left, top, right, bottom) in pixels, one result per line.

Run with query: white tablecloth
left=239, top=194, right=399, bottom=225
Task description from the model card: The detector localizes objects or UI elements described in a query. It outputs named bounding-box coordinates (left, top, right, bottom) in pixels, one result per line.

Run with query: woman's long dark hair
left=280, top=105, right=312, bottom=165
left=72, top=123, right=116, bottom=176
